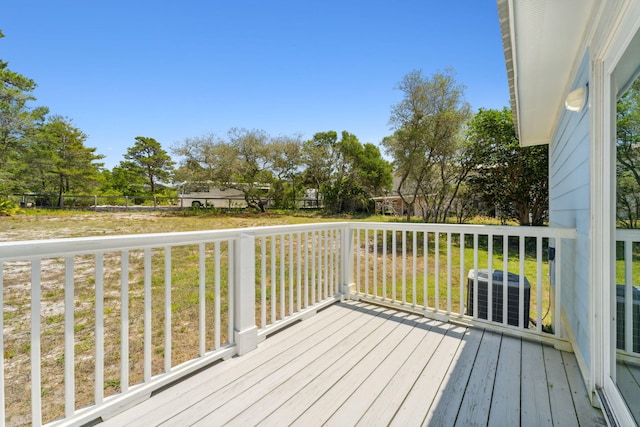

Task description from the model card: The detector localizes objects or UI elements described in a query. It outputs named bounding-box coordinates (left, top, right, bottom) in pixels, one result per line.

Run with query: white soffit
left=505, top=0, right=596, bottom=146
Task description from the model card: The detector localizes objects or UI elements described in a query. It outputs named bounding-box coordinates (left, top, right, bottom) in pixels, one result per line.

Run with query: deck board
left=488, top=334, right=521, bottom=426
left=454, top=330, right=501, bottom=427
left=289, top=314, right=428, bottom=426
left=101, top=301, right=606, bottom=427
left=422, top=327, right=484, bottom=426
left=223, top=310, right=415, bottom=426
left=177, top=307, right=399, bottom=426
left=521, top=340, right=553, bottom=427
left=387, top=324, right=465, bottom=426
left=544, top=345, right=579, bottom=427
left=325, top=320, right=450, bottom=426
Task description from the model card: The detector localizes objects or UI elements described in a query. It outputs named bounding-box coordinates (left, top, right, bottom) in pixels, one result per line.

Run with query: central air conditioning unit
left=467, top=269, right=530, bottom=328
left=616, top=284, right=640, bottom=353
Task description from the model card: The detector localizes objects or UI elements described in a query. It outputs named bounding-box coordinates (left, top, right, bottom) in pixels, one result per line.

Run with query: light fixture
left=565, top=84, right=588, bottom=112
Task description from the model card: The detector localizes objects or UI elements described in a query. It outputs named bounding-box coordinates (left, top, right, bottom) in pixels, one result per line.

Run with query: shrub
left=0, top=198, right=19, bottom=216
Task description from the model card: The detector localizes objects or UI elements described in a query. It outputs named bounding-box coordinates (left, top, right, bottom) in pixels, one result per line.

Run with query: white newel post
left=341, top=225, right=354, bottom=298
left=234, top=232, right=258, bottom=356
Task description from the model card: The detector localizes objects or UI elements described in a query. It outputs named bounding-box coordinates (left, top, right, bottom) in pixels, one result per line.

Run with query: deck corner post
left=341, top=225, right=355, bottom=299
left=234, top=232, right=258, bottom=356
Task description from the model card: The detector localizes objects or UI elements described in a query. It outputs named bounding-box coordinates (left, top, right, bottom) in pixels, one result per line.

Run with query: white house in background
left=498, top=0, right=640, bottom=424
left=177, top=182, right=268, bottom=209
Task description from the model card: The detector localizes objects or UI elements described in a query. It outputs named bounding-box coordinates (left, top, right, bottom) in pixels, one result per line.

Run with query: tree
left=0, top=29, right=49, bottom=193
left=383, top=69, right=471, bottom=221
left=616, top=79, right=640, bottom=227
left=301, top=131, right=338, bottom=207
left=28, top=116, right=104, bottom=206
left=303, top=131, right=392, bottom=214
left=120, top=136, right=175, bottom=194
left=417, top=140, right=475, bottom=223
left=466, top=108, right=548, bottom=226
left=173, top=129, right=302, bottom=212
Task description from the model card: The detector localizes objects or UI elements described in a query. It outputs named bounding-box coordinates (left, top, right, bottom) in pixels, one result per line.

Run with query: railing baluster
left=392, top=231, right=396, bottom=302
left=435, top=232, right=440, bottom=312
left=304, top=232, right=309, bottom=308
left=503, top=235, right=508, bottom=326
left=446, top=233, right=451, bottom=313
left=261, top=237, right=267, bottom=327
left=536, top=237, right=543, bottom=334
left=297, top=232, right=302, bottom=312
left=364, top=229, right=369, bottom=296
left=555, top=239, right=562, bottom=337
left=64, top=256, right=74, bottom=418
left=271, top=236, right=277, bottom=321
left=460, top=233, right=465, bottom=316
left=625, top=240, right=633, bottom=353
left=318, top=231, right=323, bottom=301
left=337, top=229, right=342, bottom=294
left=472, top=233, right=479, bottom=319
left=95, top=253, right=104, bottom=406
left=402, top=230, right=407, bottom=305
left=324, top=230, right=329, bottom=298
left=412, top=231, right=417, bottom=307
left=145, top=248, right=153, bottom=380
left=280, top=234, right=285, bottom=319
left=311, top=233, right=316, bottom=305
left=519, top=236, right=525, bottom=329
left=373, top=230, right=378, bottom=299
left=31, top=260, right=42, bottom=426
left=121, top=251, right=129, bottom=393
left=382, top=230, right=387, bottom=300
left=164, top=247, right=172, bottom=372
left=228, top=240, right=235, bottom=344
left=424, top=232, right=429, bottom=310
left=487, top=235, right=493, bottom=322
left=215, top=241, right=221, bottom=350
left=333, top=229, right=339, bottom=295
left=289, top=233, right=294, bottom=315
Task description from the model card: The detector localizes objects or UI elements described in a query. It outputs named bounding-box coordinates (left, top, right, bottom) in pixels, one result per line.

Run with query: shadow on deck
left=101, top=301, right=605, bottom=426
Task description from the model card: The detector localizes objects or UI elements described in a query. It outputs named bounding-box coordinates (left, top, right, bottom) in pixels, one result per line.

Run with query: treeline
left=1, top=29, right=550, bottom=224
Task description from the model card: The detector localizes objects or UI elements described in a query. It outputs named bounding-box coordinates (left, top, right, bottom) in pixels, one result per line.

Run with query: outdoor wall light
left=565, top=84, right=589, bottom=112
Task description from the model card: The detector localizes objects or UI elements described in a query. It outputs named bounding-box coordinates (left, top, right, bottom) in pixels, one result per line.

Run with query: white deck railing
left=347, top=223, right=576, bottom=343
left=615, top=229, right=640, bottom=359
left=0, top=222, right=577, bottom=426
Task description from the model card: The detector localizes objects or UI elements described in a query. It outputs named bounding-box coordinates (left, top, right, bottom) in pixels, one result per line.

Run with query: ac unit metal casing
left=467, top=269, right=530, bottom=328
left=616, top=284, right=640, bottom=353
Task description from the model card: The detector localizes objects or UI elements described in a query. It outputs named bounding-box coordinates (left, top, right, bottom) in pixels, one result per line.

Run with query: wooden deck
left=102, top=301, right=605, bottom=426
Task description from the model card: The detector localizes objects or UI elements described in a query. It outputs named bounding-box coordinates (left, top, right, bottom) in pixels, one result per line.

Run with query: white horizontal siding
left=549, top=50, right=592, bottom=370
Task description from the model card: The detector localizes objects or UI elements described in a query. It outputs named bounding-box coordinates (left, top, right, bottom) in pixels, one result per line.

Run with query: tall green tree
left=616, top=79, right=640, bottom=227
left=466, top=108, right=548, bottom=226
left=120, top=136, right=175, bottom=194
left=383, top=68, right=471, bottom=221
left=301, top=131, right=337, bottom=207
left=306, top=131, right=392, bottom=214
left=28, top=116, right=104, bottom=206
left=0, top=29, right=49, bottom=193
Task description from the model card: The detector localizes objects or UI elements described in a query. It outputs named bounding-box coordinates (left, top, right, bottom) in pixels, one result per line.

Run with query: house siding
left=549, top=51, right=592, bottom=370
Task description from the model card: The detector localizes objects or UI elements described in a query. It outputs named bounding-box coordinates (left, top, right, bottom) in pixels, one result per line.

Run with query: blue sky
left=3, top=1, right=509, bottom=170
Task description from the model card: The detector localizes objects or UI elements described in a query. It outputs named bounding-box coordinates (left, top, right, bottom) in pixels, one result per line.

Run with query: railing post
left=234, top=232, right=258, bottom=355
left=341, top=225, right=354, bottom=298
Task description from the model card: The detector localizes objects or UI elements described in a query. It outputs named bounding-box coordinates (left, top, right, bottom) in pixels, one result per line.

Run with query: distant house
left=177, top=182, right=268, bottom=209
left=498, top=0, right=640, bottom=423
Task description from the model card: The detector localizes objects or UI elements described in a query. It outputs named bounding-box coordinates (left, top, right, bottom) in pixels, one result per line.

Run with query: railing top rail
left=616, top=228, right=640, bottom=240
left=0, top=222, right=352, bottom=261
left=347, top=222, right=577, bottom=239
left=0, top=221, right=577, bottom=261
